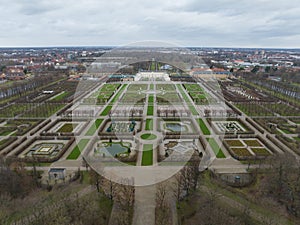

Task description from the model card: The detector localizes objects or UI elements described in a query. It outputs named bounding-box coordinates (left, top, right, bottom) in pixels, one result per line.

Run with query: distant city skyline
left=1, top=0, right=300, bottom=48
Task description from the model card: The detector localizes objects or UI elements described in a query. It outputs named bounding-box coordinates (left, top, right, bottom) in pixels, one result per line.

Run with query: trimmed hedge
left=246, top=118, right=265, bottom=134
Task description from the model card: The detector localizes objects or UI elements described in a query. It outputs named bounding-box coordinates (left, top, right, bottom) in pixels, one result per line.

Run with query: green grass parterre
left=57, top=123, right=78, bottom=133
left=141, top=133, right=157, bottom=140
left=67, top=139, right=89, bottom=160
left=85, top=119, right=104, bottom=136
left=197, top=118, right=211, bottom=135
left=206, top=138, right=226, bottom=158
left=145, top=119, right=153, bottom=130
left=142, top=144, right=153, bottom=166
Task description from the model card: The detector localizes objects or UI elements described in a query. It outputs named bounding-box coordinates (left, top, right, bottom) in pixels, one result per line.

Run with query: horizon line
left=0, top=45, right=300, bottom=50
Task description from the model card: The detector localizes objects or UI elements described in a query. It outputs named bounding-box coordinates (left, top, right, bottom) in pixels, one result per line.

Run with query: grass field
left=183, top=83, right=204, bottom=92
left=251, top=148, right=271, bottom=156
left=294, top=137, right=300, bottom=142
left=57, top=123, right=78, bottom=133
left=225, top=139, right=244, bottom=147
left=51, top=91, right=70, bottom=102
left=206, top=138, right=226, bottom=158
left=141, top=133, right=157, bottom=140
left=145, top=119, right=153, bottom=130
left=100, top=105, right=113, bottom=116
left=102, top=83, right=120, bottom=92
left=231, top=148, right=252, bottom=157
left=147, top=94, right=154, bottom=116
left=243, top=139, right=263, bottom=147
left=85, top=119, right=104, bottom=136
left=156, top=93, right=181, bottom=104
left=147, top=106, right=154, bottom=116
left=156, top=84, right=176, bottom=91
left=183, top=83, right=210, bottom=104
left=67, top=139, right=89, bottom=160
left=127, top=84, right=148, bottom=91
left=121, top=93, right=146, bottom=104
left=142, top=144, right=153, bottom=166
left=87, top=83, right=120, bottom=104
left=197, top=118, right=211, bottom=135
left=148, top=95, right=154, bottom=104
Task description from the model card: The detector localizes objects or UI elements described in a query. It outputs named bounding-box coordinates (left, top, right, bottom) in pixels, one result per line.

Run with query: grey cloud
left=0, top=0, right=300, bottom=47
left=14, top=0, right=60, bottom=15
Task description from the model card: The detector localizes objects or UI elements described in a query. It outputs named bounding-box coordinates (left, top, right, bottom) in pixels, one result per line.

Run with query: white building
left=134, top=72, right=170, bottom=81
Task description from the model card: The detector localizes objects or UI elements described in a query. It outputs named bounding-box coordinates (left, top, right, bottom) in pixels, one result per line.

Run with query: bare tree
left=156, top=183, right=171, bottom=225
left=172, top=173, right=184, bottom=202
left=89, top=169, right=103, bottom=193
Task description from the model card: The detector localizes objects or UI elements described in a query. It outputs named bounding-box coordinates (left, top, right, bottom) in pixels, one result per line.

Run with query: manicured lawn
left=294, top=137, right=300, bottom=142
left=145, top=119, right=153, bottom=130
left=142, top=144, right=153, bottom=166
left=281, top=129, right=293, bottom=134
left=148, top=95, right=154, bottom=104
left=85, top=119, right=104, bottom=136
left=156, top=84, right=176, bottom=91
left=57, top=123, right=78, bottom=133
left=251, top=148, right=271, bottom=156
left=102, top=83, right=120, bottom=92
left=26, top=162, right=52, bottom=167
left=121, top=93, right=146, bottom=104
left=206, top=138, right=226, bottom=158
left=97, top=92, right=113, bottom=104
left=183, top=83, right=210, bottom=105
left=225, top=139, right=244, bottom=147
left=67, top=139, right=89, bottom=160
left=147, top=106, right=154, bottom=116
left=88, top=83, right=120, bottom=104
left=100, top=105, right=113, bottom=116
left=197, top=118, right=211, bottom=135
left=147, top=95, right=154, bottom=116
left=231, top=148, right=252, bottom=157
left=127, top=84, right=148, bottom=91
left=141, top=133, right=157, bottom=140
left=51, top=91, right=69, bottom=101
left=151, top=61, right=156, bottom=71
left=183, top=83, right=204, bottom=92
left=150, top=84, right=154, bottom=90
left=243, top=139, right=263, bottom=147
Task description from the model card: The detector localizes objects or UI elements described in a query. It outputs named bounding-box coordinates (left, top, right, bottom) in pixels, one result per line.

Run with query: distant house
left=5, top=68, right=25, bottom=80
left=48, top=168, right=66, bottom=180
left=190, top=67, right=230, bottom=79
left=0, top=73, right=6, bottom=80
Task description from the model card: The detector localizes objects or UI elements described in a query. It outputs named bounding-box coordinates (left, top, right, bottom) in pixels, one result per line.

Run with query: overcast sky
left=1, top=0, right=300, bottom=48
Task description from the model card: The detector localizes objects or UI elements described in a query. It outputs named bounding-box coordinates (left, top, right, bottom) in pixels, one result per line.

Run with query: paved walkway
left=132, top=185, right=156, bottom=225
